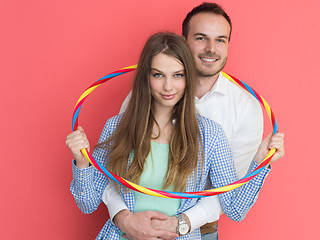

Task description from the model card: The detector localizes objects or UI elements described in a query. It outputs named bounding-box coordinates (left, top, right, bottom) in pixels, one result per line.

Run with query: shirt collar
left=211, top=72, right=228, bottom=95
left=196, top=72, right=228, bottom=100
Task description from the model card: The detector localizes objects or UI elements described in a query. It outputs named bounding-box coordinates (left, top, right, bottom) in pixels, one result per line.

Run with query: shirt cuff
left=248, top=160, right=271, bottom=185
left=102, top=183, right=128, bottom=224
left=183, top=196, right=222, bottom=232
left=72, top=159, right=94, bottom=189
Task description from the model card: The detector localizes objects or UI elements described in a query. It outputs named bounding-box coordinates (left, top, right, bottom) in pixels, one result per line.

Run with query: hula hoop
left=72, top=65, right=278, bottom=199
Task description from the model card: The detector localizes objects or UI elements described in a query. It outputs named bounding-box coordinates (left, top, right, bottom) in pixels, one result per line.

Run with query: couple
left=66, top=3, right=284, bottom=240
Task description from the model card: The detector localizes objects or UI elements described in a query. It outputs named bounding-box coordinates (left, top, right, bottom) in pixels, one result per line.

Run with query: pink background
left=1, top=0, right=319, bottom=239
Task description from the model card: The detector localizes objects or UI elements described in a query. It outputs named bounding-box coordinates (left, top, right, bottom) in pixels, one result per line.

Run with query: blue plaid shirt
left=70, top=114, right=270, bottom=239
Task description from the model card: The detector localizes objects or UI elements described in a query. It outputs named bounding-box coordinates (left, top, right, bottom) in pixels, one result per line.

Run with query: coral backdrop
left=1, top=0, right=318, bottom=239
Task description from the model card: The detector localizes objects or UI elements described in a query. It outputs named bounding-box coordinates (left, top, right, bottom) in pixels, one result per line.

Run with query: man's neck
left=196, top=73, right=220, bottom=99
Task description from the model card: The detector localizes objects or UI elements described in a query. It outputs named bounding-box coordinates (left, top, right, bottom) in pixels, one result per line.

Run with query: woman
left=66, top=32, right=284, bottom=239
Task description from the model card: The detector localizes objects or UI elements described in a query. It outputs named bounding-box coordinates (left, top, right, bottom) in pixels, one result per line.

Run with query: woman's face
left=149, top=53, right=186, bottom=112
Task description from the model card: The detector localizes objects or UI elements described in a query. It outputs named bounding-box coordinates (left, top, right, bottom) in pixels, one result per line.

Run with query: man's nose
left=205, top=40, right=216, bottom=53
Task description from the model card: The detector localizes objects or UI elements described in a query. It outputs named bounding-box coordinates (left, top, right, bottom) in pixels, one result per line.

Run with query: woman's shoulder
left=196, top=114, right=224, bottom=135
left=106, top=113, right=123, bottom=124
left=102, top=113, right=124, bottom=132
left=97, top=114, right=124, bottom=142
left=196, top=114, right=231, bottom=156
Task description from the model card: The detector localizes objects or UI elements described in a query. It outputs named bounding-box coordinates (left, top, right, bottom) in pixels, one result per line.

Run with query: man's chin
left=197, top=63, right=226, bottom=78
left=197, top=70, right=220, bottom=78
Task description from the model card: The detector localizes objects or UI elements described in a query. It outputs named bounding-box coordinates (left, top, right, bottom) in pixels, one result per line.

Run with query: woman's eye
left=153, top=73, right=163, bottom=77
left=174, top=74, right=184, bottom=78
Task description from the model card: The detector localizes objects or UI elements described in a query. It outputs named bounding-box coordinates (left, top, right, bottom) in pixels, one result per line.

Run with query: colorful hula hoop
left=72, top=65, right=278, bottom=199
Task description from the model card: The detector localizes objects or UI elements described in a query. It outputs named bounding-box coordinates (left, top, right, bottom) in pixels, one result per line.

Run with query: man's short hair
left=182, top=2, right=232, bottom=40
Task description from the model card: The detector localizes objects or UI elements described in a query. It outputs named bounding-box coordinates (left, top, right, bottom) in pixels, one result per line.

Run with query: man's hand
left=113, top=209, right=179, bottom=240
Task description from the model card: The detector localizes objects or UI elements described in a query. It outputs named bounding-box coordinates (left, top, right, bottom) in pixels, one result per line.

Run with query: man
left=103, top=3, right=279, bottom=239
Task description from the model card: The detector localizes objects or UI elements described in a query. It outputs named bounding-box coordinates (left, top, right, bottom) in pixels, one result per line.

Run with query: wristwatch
left=175, top=214, right=190, bottom=236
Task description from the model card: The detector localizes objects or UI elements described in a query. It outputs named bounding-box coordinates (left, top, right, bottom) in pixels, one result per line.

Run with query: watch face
left=179, top=223, right=189, bottom=235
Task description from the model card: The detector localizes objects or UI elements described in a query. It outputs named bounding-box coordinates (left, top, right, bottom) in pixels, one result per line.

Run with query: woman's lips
left=160, top=94, right=176, bottom=100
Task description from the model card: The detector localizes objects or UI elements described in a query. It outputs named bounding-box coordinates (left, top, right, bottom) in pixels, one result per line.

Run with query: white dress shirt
left=102, top=72, right=263, bottom=231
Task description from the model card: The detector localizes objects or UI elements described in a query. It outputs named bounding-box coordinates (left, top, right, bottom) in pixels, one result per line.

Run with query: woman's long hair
left=98, top=32, right=200, bottom=192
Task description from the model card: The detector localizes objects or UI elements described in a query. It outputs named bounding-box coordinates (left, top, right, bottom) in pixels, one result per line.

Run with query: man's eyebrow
left=194, top=33, right=229, bottom=39
left=194, top=33, right=206, bottom=37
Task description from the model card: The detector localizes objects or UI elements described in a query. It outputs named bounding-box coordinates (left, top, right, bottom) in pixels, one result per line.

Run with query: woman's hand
left=254, top=132, right=285, bottom=165
left=66, top=126, right=90, bottom=168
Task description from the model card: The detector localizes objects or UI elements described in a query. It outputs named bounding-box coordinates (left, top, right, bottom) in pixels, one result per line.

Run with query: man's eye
left=217, top=39, right=225, bottom=43
left=196, top=37, right=205, bottom=41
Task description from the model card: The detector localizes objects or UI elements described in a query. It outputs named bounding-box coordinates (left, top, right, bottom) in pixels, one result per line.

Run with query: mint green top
left=133, top=141, right=181, bottom=215
left=119, top=142, right=181, bottom=240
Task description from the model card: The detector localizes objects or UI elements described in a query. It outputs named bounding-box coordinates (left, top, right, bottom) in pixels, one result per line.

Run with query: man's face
left=186, top=13, right=230, bottom=78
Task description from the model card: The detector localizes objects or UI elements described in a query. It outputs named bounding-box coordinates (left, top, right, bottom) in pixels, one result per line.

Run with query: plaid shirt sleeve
left=206, top=118, right=270, bottom=221
left=70, top=115, right=121, bottom=214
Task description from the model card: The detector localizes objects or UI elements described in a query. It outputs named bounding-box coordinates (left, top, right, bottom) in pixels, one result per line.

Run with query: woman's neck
left=152, top=106, right=173, bottom=144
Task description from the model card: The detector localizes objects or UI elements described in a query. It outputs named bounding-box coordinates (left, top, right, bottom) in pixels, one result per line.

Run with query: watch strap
left=175, top=214, right=189, bottom=236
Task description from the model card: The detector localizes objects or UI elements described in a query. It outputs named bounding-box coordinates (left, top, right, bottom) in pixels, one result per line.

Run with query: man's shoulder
left=220, top=72, right=261, bottom=107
